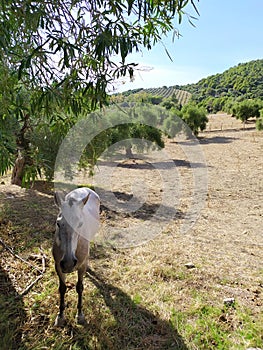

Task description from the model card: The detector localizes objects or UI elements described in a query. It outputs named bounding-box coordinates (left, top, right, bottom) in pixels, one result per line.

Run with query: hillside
left=120, top=86, right=192, bottom=106
left=145, top=87, right=192, bottom=105
left=180, top=59, right=263, bottom=103
left=121, top=59, right=263, bottom=106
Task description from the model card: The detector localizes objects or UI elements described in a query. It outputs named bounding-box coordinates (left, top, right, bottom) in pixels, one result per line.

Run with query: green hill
left=122, top=59, right=263, bottom=103
left=145, top=87, right=192, bottom=105
left=180, top=59, right=263, bottom=103
left=121, top=86, right=192, bottom=106
left=119, top=59, right=263, bottom=114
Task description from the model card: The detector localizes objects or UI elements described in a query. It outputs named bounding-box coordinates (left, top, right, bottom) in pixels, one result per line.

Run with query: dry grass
left=0, top=114, right=262, bottom=349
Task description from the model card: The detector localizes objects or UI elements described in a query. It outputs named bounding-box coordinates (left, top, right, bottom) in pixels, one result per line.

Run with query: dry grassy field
left=0, top=113, right=262, bottom=349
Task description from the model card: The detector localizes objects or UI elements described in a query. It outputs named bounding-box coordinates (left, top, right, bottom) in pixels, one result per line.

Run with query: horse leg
left=76, top=266, right=86, bottom=325
left=55, top=267, right=67, bottom=327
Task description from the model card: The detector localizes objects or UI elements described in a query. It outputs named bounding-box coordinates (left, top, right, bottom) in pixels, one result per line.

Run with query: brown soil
left=93, top=113, right=263, bottom=310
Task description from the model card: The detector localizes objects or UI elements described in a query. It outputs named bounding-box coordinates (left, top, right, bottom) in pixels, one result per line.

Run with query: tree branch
left=0, top=238, right=46, bottom=296
left=20, top=252, right=46, bottom=297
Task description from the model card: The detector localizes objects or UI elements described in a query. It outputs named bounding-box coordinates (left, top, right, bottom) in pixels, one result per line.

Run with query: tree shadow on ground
left=199, top=136, right=237, bottom=144
left=0, top=184, right=55, bottom=251
left=31, top=180, right=54, bottom=196
left=97, top=158, right=206, bottom=170
left=99, top=188, right=183, bottom=222
left=63, top=267, right=188, bottom=350
left=0, top=264, right=26, bottom=349
left=172, top=159, right=207, bottom=168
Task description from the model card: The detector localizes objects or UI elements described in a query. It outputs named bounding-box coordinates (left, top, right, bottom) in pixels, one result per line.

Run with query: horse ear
left=82, top=193, right=90, bottom=206
left=77, top=193, right=90, bottom=209
left=54, top=191, right=65, bottom=207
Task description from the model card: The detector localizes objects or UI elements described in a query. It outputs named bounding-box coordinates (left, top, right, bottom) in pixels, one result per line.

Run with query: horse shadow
left=65, top=267, right=188, bottom=350
left=0, top=264, right=26, bottom=349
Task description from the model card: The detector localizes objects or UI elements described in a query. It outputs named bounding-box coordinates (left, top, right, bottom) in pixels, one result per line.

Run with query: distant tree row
left=122, top=59, right=263, bottom=109
left=111, top=92, right=208, bottom=136
left=116, top=86, right=192, bottom=106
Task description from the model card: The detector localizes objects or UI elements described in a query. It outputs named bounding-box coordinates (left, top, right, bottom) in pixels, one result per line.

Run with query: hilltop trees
left=180, top=59, right=263, bottom=124
left=0, top=0, right=199, bottom=185
left=173, top=59, right=263, bottom=130
left=183, top=59, right=263, bottom=107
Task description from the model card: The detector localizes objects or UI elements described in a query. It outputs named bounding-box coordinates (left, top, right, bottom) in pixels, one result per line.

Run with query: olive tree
left=256, top=109, right=263, bottom=131
left=163, top=103, right=208, bottom=137
left=0, top=0, right=199, bottom=185
left=231, top=99, right=262, bottom=122
left=180, top=103, right=208, bottom=136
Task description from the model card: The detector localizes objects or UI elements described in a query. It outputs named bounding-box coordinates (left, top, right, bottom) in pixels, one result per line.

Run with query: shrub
left=180, top=104, right=208, bottom=136
left=232, top=99, right=262, bottom=122
left=256, top=109, right=263, bottom=130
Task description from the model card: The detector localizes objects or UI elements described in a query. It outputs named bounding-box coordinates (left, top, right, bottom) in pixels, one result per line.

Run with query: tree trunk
left=125, top=145, right=133, bottom=158
left=11, top=113, right=31, bottom=186
left=11, top=151, right=25, bottom=186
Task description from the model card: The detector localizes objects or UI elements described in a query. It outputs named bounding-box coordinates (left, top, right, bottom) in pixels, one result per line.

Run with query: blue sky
left=114, top=0, right=263, bottom=92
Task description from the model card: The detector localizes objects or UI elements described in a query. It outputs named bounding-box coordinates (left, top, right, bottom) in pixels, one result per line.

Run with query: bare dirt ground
left=0, top=113, right=262, bottom=349
left=94, top=113, right=263, bottom=310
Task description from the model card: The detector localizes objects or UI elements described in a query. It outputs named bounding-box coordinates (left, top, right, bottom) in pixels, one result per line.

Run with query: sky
left=114, top=0, right=263, bottom=92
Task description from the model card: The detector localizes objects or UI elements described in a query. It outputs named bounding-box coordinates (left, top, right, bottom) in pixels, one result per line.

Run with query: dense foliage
left=181, top=59, right=263, bottom=130
left=111, top=90, right=208, bottom=137
left=256, top=109, right=263, bottom=130
left=231, top=99, right=262, bottom=122
left=0, top=0, right=199, bottom=185
left=162, top=102, right=207, bottom=137
left=182, top=59, right=263, bottom=105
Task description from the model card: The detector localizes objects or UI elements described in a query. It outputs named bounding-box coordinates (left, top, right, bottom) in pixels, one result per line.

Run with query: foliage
left=79, top=104, right=165, bottom=174
left=0, top=117, right=18, bottom=175
left=180, top=103, right=208, bottom=136
left=231, top=99, right=262, bottom=122
left=148, top=87, right=192, bottom=105
left=182, top=59, right=263, bottom=109
left=0, top=0, right=199, bottom=111
left=116, top=60, right=263, bottom=129
left=0, top=0, right=199, bottom=184
left=0, top=66, right=21, bottom=175
left=12, top=98, right=209, bottom=183
left=256, top=109, right=263, bottom=130
left=161, top=92, right=181, bottom=110
left=163, top=115, right=182, bottom=138
left=30, top=120, right=71, bottom=181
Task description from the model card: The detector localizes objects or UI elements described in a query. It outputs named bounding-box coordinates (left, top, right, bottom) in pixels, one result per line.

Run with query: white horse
left=52, top=187, right=100, bottom=326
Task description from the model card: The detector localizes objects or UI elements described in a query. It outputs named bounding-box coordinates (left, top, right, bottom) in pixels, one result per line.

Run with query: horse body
left=52, top=187, right=100, bottom=326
